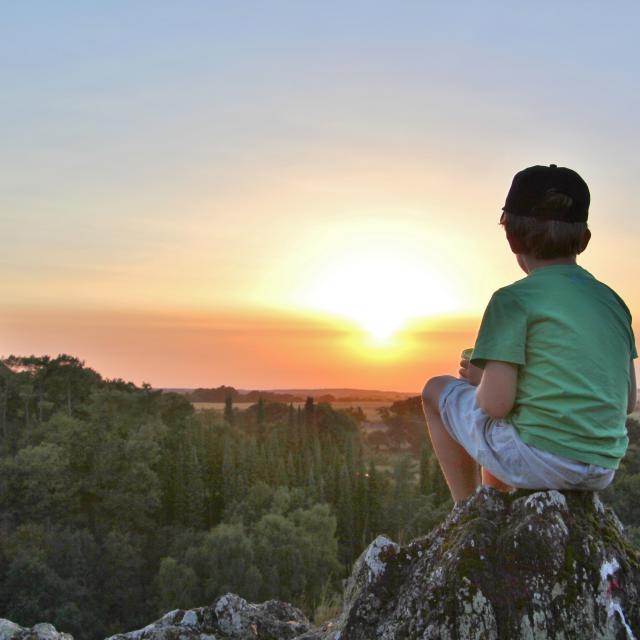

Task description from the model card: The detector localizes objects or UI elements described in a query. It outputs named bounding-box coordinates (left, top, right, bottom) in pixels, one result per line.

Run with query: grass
left=313, top=580, right=343, bottom=626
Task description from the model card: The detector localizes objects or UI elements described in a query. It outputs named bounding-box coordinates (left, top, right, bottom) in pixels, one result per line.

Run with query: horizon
left=2, top=2, right=639, bottom=389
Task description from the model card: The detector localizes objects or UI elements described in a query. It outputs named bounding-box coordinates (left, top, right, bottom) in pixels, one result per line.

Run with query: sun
left=302, top=248, right=456, bottom=342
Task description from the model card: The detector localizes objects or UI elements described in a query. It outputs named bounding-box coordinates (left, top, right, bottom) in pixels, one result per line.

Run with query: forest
left=0, top=355, right=451, bottom=639
left=1, top=355, right=638, bottom=639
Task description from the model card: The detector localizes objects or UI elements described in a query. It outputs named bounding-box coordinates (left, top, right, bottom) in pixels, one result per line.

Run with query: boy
left=421, top=164, right=638, bottom=503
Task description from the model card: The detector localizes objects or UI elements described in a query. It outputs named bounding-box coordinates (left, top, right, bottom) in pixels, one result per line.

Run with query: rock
left=319, top=487, right=640, bottom=639
left=0, top=620, right=73, bottom=640
left=105, top=593, right=311, bottom=640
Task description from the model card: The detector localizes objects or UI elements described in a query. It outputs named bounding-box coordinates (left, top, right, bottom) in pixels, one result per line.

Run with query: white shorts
left=434, top=379, right=616, bottom=490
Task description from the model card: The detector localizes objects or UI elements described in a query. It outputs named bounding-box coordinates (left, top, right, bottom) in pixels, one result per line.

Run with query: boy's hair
left=500, top=191, right=589, bottom=259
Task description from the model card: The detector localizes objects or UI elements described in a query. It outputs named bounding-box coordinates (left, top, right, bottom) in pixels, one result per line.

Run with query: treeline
left=0, top=355, right=450, bottom=640
left=188, top=385, right=318, bottom=403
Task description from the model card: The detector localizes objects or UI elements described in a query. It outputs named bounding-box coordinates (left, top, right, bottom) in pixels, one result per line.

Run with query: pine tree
left=419, top=444, right=430, bottom=495
left=391, top=455, right=416, bottom=542
left=336, top=462, right=355, bottom=565
left=286, top=451, right=296, bottom=486
left=204, top=425, right=225, bottom=527
left=353, top=459, right=368, bottom=548
left=306, top=462, right=318, bottom=501
left=429, top=457, right=450, bottom=504
left=184, top=445, right=205, bottom=528
left=222, top=429, right=237, bottom=506
left=288, top=403, right=295, bottom=428
left=256, top=397, right=266, bottom=444
left=365, top=460, right=383, bottom=541
left=286, top=403, right=297, bottom=456
left=304, top=396, right=315, bottom=436
left=174, top=442, right=188, bottom=524
left=224, top=394, right=234, bottom=425
left=312, top=437, right=325, bottom=501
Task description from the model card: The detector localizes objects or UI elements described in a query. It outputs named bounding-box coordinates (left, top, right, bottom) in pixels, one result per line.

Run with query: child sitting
left=421, top=164, right=637, bottom=502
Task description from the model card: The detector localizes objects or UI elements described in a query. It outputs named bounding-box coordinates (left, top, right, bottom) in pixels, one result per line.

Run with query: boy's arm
left=629, top=360, right=637, bottom=415
left=476, top=360, right=518, bottom=419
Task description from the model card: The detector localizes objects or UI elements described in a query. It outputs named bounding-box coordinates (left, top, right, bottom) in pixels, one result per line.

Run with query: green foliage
left=155, top=557, right=198, bottom=611
left=0, top=524, right=104, bottom=637
left=0, top=554, right=68, bottom=625
left=0, top=442, right=69, bottom=522
left=100, top=531, right=148, bottom=633
left=0, top=354, right=451, bottom=639
left=171, top=522, right=260, bottom=603
left=599, top=417, right=640, bottom=543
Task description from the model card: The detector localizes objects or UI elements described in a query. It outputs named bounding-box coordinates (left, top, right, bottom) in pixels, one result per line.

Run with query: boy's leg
left=421, top=376, right=480, bottom=502
left=481, top=467, right=514, bottom=492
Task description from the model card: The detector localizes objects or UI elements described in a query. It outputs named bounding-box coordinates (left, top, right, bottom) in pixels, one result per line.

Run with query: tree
left=224, top=394, right=234, bottom=425
left=175, top=443, right=205, bottom=529
left=100, top=530, right=147, bottom=634
left=290, top=503, right=342, bottom=608
left=304, top=397, right=315, bottom=434
left=256, top=397, right=266, bottom=443
left=365, top=461, right=383, bottom=541
left=428, top=456, right=450, bottom=505
left=0, top=442, right=70, bottom=524
left=252, top=513, right=305, bottom=603
left=186, top=523, right=261, bottom=603
left=389, top=455, right=416, bottom=542
left=336, top=463, right=355, bottom=565
left=0, top=554, right=66, bottom=627
left=155, top=557, right=198, bottom=611
left=0, top=363, right=16, bottom=446
left=419, top=444, right=430, bottom=495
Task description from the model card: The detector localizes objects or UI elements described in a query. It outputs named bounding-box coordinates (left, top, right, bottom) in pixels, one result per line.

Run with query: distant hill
left=163, top=386, right=416, bottom=403
left=269, top=388, right=416, bottom=401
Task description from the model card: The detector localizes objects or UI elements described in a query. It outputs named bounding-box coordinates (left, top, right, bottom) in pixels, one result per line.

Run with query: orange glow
left=0, top=306, right=484, bottom=392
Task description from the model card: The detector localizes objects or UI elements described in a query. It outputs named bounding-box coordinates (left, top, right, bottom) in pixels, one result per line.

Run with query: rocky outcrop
left=3, top=487, right=639, bottom=639
left=0, top=620, right=73, bottom=640
left=321, top=487, right=640, bottom=639
left=105, top=595, right=311, bottom=640
left=0, top=596, right=310, bottom=640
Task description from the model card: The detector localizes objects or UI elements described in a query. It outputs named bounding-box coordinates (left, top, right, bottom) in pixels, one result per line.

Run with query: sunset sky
left=2, top=2, right=639, bottom=391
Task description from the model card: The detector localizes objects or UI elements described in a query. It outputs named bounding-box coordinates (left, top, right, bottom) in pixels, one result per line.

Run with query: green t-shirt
left=471, top=264, right=637, bottom=469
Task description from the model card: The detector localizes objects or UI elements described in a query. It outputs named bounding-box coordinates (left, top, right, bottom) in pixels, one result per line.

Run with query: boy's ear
left=577, top=228, right=591, bottom=254
left=506, top=231, right=525, bottom=254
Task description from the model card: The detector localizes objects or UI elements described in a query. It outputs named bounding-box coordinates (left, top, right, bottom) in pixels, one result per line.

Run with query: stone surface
left=317, top=487, right=640, bottom=639
left=3, top=488, right=640, bottom=639
left=105, top=593, right=310, bottom=640
left=0, top=620, right=73, bottom=640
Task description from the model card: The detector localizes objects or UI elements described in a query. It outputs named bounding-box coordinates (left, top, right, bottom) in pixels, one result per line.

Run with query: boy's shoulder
left=486, top=275, right=531, bottom=307
left=594, top=279, right=633, bottom=320
left=494, top=266, right=633, bottom=321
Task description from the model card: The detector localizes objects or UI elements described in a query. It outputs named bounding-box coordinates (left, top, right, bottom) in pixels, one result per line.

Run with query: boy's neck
left=517, top=254, right=577, bottom=275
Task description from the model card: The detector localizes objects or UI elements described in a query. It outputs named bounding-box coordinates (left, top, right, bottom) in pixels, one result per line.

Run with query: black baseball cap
left=503, top=164, right=590, bottom=222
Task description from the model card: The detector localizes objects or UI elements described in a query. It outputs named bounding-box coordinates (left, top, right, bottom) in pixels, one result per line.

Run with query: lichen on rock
left=0, top=620, right=73, bottom=640
left=104, top=594, right=311, bottom=640
left=319, top=487, right=640, bottom=639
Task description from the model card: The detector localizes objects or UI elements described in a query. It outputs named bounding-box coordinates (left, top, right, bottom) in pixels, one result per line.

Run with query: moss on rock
left=320, top=487, right=640, bottom=639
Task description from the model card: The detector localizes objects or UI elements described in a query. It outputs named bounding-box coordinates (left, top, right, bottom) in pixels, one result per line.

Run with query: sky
left=1, top=2, right=639, bottom=391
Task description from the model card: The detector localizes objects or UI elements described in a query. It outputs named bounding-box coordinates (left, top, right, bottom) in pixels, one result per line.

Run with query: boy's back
left=422, top=164, right=637, bottom=502
left=471, top=263, right=637, bottom=470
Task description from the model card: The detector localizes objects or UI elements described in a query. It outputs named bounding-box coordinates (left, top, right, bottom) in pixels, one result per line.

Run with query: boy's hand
left=459, top=357, right=483, bottom=386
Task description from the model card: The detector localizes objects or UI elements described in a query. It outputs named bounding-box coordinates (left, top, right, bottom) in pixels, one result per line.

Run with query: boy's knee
left=422, top=375, right=455, bottom=412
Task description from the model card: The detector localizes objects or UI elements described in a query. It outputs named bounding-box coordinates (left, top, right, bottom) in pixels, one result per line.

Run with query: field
left=192, top=399, right=391, bottom=421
